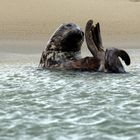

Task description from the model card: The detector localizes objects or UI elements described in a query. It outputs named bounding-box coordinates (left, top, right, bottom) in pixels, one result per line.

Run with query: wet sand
left=0, top=0, right=140, bottom=40
left=0, top=0, right=140, bottom=62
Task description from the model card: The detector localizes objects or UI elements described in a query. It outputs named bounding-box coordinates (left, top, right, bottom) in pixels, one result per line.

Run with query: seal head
left=39, top=23, right=84, bottom=68
left=47, top=23, right=84, bottom=52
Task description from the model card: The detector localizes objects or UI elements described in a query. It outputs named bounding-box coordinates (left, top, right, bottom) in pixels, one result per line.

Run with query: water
left=0, top=49, right=140, bottom=140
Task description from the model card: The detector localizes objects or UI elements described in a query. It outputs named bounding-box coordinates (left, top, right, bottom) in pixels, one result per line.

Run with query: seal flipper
left=85, top=20, right=98, bottom=58
left=91, top=22, right=103, bottom=51
left=118, top=50, right=131, bottom=65
left=105, top=48, right=131, bottom=73
left=85, top=20, right=106, bottom=72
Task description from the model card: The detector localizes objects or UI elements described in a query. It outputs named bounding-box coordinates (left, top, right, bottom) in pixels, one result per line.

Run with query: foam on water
left=0, top=49, right=140, bottom=140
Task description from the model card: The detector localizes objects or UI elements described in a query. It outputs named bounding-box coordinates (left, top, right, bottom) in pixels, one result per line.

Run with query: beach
left=0, top=0, right=140, bottom=63
left=0, top=0, right=140, bottom=44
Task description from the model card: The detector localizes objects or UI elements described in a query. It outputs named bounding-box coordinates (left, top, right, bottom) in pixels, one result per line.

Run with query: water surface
left=0, top=49, right=140, bottom=140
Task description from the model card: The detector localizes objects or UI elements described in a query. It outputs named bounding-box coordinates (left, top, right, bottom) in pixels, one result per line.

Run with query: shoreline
left=0, top=39, right=139, bottom=64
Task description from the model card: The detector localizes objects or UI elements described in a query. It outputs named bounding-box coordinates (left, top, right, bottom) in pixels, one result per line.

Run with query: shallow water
left=0, top=49, right=140, bottom=140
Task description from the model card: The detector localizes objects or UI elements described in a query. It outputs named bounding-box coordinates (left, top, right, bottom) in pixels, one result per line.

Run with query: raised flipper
left=105, top=48, right=131, bottom=73
left=91, top=22, right=103, bottom=51
left=85, top=20, right=98, bottom=58
left=85, top=20, right=105, bottom=71
left=85, top=20, right=104, bottom=58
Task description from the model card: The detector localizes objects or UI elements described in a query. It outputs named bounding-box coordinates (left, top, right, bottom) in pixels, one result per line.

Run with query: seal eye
left=66, top=24, right=72, bottom=27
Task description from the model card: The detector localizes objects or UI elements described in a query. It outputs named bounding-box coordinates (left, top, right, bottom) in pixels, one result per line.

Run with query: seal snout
left=77, top=29, right=84, bottom=39
left=67, top=29, right=84, bottom=41
left=59, top=24, right=84, bottom=52
left=61, top=29, right=84, bottom=52
left=63, top=26, right=84, bottom=43
left=64, top=23, right=84, bottom=39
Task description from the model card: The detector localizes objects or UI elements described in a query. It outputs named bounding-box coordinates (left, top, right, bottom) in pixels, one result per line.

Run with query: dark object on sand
left=130, top=0, right=140, bottom=2
left=39, top=20, right=131, bottom=73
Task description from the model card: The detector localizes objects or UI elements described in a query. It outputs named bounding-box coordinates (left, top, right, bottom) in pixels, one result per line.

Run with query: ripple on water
left=0, top=62, right=140, bottom=140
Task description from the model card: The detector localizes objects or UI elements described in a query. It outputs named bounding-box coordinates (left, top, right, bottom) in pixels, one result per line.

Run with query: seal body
left=39, top=20, right=130, bottom=73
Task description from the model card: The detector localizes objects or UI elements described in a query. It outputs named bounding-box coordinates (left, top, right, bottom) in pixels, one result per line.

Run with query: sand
left=0, top=0, right=140, bottom=60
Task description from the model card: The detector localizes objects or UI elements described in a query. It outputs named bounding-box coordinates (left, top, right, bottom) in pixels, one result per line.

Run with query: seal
left=39, top=20, right=131, bottom=73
